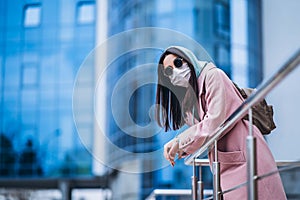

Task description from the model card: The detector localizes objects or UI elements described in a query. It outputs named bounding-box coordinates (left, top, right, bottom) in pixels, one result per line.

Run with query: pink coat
left=177, top=63, right=286, bottom=200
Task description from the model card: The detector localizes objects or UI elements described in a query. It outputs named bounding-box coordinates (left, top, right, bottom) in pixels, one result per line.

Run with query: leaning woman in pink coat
left=155, top=46, right=286, bottom=199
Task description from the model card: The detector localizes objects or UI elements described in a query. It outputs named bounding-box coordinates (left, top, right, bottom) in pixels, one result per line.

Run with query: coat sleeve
left=177, top=67, right=243, bottom=155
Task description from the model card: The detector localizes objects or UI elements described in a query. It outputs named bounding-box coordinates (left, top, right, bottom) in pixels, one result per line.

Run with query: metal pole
left=247, top=108, right=257, bottom=200
left=192, top=158, right=198, bottom=200
left=213, top=140, right=221, bottom=200
left=59, top=181, right=71, bottom=200
left=197, top=166, right=204, bottom=200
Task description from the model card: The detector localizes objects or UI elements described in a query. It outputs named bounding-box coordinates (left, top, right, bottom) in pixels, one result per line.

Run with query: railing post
left=198, top=166, right=204, bottom=200
left=247, top=108, right=257, bottom=200
left=191, top=158, right=198, bottom=200
left=59, top=180, right=71, bottom=200
left=213, top=140, right=222, bottom=200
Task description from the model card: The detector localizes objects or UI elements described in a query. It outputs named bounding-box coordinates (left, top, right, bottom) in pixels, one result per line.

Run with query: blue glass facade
left=0, top=0, right=95, bottom=177
left=247, top=0, right=263, bottom=87
left=0, top=0, right=263, bottom=199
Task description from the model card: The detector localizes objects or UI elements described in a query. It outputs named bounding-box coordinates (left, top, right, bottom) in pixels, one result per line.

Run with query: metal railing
left=187, top=159, right=300, bottom=200
left=145, top=189, right=213, bottom=200
left=190, top=159, right=300, bottom=168
left=182, top=48, right=300, bottom=200
left=145, top=159, right=300, bottom=200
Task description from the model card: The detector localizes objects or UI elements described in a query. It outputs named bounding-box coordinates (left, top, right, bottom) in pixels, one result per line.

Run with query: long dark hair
left=155, top=52, right=200, bottom=131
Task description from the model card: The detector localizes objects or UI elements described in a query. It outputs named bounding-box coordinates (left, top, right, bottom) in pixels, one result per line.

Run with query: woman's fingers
left=164, top=138, right=181, bottom=166
left=177, top=149, right=184, bottom=159
left=169, top=142, right=178, bottom=160
left=167, top=140, right=179, bottom=166
left=163, top=140, right=173, bottom=161
left=163, top=145, right=170, bottom=161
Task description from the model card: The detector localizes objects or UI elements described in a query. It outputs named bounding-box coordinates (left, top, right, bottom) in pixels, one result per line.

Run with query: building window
left=22, top=63, right=38, bottom=88
left=214, top=1, right=230, bottom=39
left=24, top=4, right=42, bottom=27
left=215, top=43, right=231, bottom=76
left=157, top=0, right=173, bottom=14
left=77, top=2, right=95, bottom=24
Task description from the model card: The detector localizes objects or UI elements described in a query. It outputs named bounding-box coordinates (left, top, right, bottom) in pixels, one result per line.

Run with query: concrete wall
left=262, top=0, right=300, bottom=161
left=262, top=0, right=300, bottom=198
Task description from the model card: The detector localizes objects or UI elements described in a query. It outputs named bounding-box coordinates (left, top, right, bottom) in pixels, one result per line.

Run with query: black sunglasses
left=163, top=57, right=183, bottom=76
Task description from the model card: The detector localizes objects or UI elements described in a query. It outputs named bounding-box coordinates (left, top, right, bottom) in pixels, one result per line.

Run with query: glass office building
left=0, top=0, right=263, bottom=199
left=0, top=0, right=96, bottom=177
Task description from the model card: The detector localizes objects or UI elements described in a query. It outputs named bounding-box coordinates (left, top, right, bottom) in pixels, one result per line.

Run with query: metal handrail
left=145, top=189, right=213, bottom=200
left=187, top=159, right=300, bottom=200
left=145, top=160, right=300, bottom=199
left=184, top=48, right=300, bottom=165
left=188, top=159, right=300, bottom=167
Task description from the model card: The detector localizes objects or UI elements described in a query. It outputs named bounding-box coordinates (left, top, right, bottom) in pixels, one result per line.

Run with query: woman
left=155, top=46, right=286, bottom=199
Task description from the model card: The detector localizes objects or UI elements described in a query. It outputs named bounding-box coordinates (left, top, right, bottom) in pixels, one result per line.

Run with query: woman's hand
left=163, top=138, right=183, bottom=166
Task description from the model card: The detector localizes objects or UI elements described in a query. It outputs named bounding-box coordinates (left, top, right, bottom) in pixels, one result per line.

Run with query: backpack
left=233, top=83, right=276, bottom=135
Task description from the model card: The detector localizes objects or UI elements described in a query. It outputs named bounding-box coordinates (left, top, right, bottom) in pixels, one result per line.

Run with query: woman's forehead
left=163, top=54, right=177, bottom=65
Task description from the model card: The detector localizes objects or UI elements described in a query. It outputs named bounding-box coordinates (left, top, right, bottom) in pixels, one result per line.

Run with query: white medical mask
left=168, top=63, right=191, bottom=87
